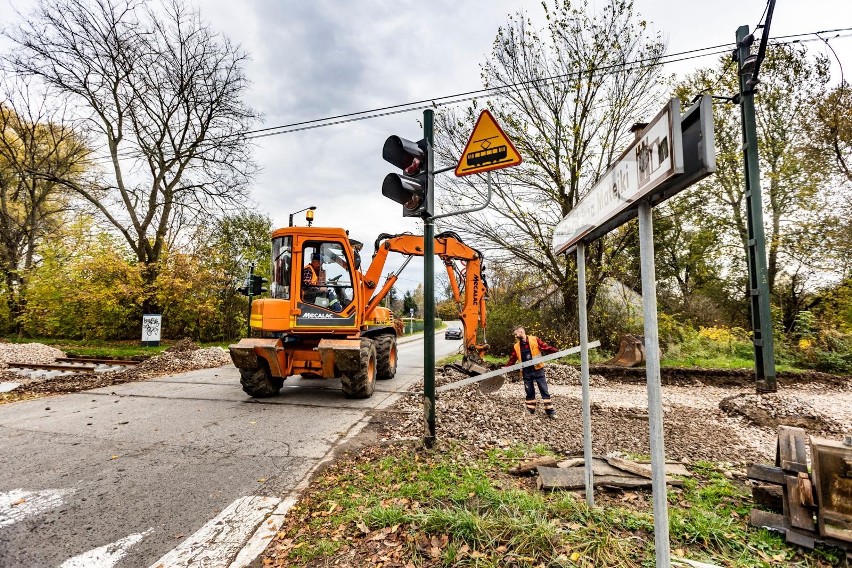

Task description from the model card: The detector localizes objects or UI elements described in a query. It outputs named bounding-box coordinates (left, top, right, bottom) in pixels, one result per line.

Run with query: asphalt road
left=0, top=329, right=463, bottom=568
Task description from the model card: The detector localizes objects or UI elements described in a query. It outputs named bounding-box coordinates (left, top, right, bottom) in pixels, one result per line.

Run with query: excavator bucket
left=607, top=334, right=646, bottom=367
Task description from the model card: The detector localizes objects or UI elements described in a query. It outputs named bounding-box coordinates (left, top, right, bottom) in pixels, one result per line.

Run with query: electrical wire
left=79, top=27, right=852, bottom=165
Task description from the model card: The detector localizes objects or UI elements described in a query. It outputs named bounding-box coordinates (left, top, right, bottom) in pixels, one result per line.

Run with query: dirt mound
left=719, top=392, right=845, bottom=433
left=165, top=338, right=199, bottom=353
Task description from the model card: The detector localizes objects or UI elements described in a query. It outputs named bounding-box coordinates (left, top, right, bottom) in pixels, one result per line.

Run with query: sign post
left=551, top=96, right=715, bottom=568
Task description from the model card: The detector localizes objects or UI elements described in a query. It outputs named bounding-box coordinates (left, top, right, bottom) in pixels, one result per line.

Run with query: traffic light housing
left=382, top=135, right=432, bottom=218
left=237, top=277, right=250, bottom=296
left=251, top=275, right=268, bottom=295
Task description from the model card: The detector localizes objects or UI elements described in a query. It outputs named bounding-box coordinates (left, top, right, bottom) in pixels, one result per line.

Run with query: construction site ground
left=260, top=364, right=851, bottom=567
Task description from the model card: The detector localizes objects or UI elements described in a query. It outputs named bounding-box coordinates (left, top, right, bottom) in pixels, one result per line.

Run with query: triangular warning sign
left=454, top=109, right=522, bottom=177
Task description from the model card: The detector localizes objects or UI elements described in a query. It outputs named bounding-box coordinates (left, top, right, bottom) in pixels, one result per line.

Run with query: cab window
left=271, top=236, right=292, bottom=299
left=301, top=241, right=354, bottom=312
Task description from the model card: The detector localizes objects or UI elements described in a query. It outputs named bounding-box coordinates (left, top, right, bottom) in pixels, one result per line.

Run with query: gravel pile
left=719, top=392, right=846, bottom=433
left=165, top=338, right=200, bottom=353
left=384, top=367, right=770, bottom=464
left=0, top=342, right=66, bottom=369
left=131, top=346, right=230, bottom=375
left=3, top=345, right=231, bottom=398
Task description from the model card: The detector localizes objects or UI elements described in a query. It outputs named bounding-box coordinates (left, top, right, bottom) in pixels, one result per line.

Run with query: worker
left=302, top=252, right=342, bottom=312
left=505, top=325, right=558, bottom=417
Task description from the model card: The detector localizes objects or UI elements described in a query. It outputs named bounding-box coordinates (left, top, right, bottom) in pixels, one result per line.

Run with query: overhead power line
left=82, top=27, right=852, bottom=164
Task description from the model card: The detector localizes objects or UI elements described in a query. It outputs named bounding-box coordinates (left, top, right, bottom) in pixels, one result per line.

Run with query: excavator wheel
left=240, top=360, right=283, bottom=398
left=341, top=340, right=377, bottom=399
left=375, top=334, right=398, bottom=380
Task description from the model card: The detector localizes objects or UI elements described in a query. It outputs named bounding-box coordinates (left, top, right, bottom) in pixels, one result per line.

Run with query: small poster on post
left=141, top=314, right=162, bottom=347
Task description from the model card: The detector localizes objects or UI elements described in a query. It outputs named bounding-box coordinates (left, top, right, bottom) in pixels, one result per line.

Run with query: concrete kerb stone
left=228, top=413, right=375, bottom=568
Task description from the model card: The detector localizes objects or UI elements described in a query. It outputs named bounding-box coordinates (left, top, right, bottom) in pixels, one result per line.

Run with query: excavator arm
left=361, top=232, right=489, bottom=369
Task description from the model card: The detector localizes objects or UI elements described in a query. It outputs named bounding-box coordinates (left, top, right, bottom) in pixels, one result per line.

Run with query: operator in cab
left=302, top=253, right=343, bottom=312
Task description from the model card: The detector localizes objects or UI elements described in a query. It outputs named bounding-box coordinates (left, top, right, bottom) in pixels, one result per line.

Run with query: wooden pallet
left=747, top=426, right=851, bottom=563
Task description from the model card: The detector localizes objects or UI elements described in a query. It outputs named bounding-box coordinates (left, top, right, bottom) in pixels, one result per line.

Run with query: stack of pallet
left=747, top=426, right=851, bottom=562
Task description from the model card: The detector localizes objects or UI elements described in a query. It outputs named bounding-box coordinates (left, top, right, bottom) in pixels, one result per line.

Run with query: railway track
left=6, top=357, right=141, bottom=376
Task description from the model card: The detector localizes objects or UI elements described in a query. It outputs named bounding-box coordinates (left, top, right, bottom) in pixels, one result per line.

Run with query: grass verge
left=262, top=442, right=844, bottom=567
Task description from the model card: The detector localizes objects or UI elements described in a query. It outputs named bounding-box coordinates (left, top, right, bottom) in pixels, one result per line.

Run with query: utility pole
left=734, top=10, right=777, bottom=392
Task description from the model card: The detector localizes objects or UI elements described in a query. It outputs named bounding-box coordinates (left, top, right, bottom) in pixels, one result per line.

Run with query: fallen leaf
left=356, top=520, right=370, bottom=534
left=674, top=548, right=685, bottom=557
left=570, top=552, right=581, bottom=561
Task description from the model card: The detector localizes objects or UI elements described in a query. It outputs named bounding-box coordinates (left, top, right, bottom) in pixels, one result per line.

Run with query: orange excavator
left=229, top=223, right=488, bottom=398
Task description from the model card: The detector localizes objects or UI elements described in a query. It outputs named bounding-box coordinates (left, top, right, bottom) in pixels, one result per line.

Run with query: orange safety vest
left=513, top=336, right=544, bottom=370
left=304, top=265, right=325, bottom=285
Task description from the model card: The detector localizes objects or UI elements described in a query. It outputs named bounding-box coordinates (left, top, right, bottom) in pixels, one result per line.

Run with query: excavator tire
left=375, top=334, right=398, bottom=380
left=240, top=360, right=283, bottom=398
left=341, top=340, right=377, bottom=399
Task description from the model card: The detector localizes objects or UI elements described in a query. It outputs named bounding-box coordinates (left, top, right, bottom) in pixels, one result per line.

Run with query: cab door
left=294, top=239, right=358, bottom=330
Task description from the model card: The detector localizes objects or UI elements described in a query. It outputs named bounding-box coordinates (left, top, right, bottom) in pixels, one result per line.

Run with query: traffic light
left=382, top=135, right=432, bottom=218
left=251, top=275, right=268, bottom=295
left=237, top=277, right=250, bottom=296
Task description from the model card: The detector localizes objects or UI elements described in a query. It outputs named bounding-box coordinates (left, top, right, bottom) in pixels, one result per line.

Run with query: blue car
left=444, top=327, right=463, bottom=340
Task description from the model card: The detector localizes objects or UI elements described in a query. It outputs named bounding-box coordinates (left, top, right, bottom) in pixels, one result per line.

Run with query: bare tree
left=435, top=0, right=666, bottom=327
left=4, top=0, right=258, bottom=310
left=0, top=78, right=89, bottom=334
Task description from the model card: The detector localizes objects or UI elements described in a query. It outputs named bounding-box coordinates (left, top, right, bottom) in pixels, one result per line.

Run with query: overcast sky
left=2, top=0, right=850, bottom=294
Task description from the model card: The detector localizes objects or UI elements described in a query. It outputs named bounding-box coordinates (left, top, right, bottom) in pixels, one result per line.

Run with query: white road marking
left=59, top=529, right=152, bottom=568
left=149, top=495, right=280, bottom=568
left=0, top=382, right=20, bottom=393
left=0, top=488, right=72, bottom=527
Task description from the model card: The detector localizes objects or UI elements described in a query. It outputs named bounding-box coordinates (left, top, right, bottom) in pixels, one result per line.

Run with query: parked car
left=444, top=327, right=463, bottom=340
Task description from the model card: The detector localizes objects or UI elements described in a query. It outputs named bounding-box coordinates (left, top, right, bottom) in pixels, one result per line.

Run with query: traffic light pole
left=736, top=24, right=777, bottom=393
left=423, top=109, right=437, bottom=448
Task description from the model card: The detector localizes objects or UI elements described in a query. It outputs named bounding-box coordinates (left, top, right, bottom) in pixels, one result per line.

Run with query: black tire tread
left=341, top=339, right=377, bottom=398
left=240, top=362, right=282, bottom=398
left=375, top=334, right=397, bottom=381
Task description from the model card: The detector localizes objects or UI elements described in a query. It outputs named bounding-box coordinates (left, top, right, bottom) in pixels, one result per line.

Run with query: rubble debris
left=507, top=456, right=558, bottom=476
left=535, top=457, right=683, bottom=490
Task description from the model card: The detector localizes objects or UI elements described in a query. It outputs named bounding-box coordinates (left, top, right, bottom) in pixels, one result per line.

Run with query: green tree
left=674, top=44, right=833, bottom=301
left=0, top=80, right=88, bottom=335
left=435, top=0, right=667, bottom=336
left=5, top=0, right=258, bottom=313
left=402, top=291, right=417, bottom=317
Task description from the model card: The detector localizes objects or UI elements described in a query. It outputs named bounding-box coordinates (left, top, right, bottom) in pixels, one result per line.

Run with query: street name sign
left=455, top=109, right=522, bottom=176
left=552, top=99, right=687, bottom=254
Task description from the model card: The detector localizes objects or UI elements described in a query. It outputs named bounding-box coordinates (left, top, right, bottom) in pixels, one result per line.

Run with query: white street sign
left=552, top=99, right=684, bottom=254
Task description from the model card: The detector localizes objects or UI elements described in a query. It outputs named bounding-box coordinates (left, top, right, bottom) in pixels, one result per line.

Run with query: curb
left=226, top=326, right=452, bottom=566
left=228, top=413, right=375, bottom=568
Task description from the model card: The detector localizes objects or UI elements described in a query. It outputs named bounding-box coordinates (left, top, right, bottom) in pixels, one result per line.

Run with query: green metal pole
left=423, top=109, right=436, bottom=447
left=736, top=25, right=776, bottom=392
left=247, top=263, right=255, bottom=338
